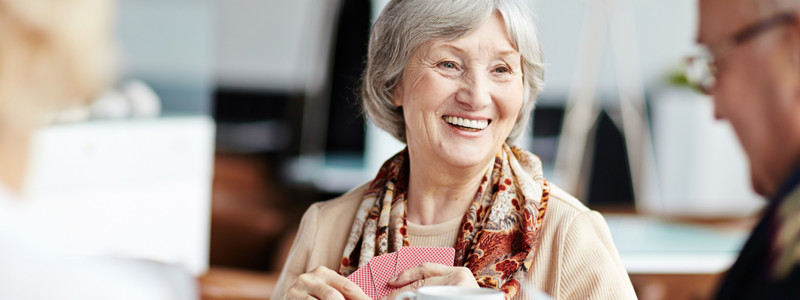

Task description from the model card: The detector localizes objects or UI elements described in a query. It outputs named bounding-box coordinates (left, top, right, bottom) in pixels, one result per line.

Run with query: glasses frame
left=685, top=12, right=798, bottom=94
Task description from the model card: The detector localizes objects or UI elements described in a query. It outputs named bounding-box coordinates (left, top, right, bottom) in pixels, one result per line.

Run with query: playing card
left=346, top=248, right=455, bottom=299
left=346, top=265, right=377, bottom=298
left=368, top=252, right=399, bottom=299
left=396, top=247, right=455, bottom=275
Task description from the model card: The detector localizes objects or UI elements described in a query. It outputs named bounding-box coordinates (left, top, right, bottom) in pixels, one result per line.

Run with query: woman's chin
left=433, top=142, right=500, bottom=170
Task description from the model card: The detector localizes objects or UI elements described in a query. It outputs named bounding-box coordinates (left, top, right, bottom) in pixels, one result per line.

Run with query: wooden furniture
left=199, top=268, right=278, bottom=300
left=630, top=273, right=723, bottom=300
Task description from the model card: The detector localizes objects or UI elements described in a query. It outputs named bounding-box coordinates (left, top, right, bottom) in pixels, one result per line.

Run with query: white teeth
left=443, top=116, right=489, bottom=130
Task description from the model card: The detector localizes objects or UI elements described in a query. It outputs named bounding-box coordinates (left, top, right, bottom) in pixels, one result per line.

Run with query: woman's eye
left=438, top=61, right=457, bottom=69
left=494, top=66, right=510, bottom=73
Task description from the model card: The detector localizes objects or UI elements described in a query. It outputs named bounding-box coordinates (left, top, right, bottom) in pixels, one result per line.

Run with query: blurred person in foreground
left=689, top=0, right=800, bottom=298
left=273, top=0, right=636, bottom=299
left=0, top=0, right=195, bottom=299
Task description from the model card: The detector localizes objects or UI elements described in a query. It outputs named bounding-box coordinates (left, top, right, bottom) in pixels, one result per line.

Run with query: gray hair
left=361, top=0, right=545, bottom=144
left=740, top=0, right=800, bottom=18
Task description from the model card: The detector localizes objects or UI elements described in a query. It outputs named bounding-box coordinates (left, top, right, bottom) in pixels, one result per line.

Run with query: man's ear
left=792, top=11, right=800, bottom=66
left=792, top=11, right=800, bottom=103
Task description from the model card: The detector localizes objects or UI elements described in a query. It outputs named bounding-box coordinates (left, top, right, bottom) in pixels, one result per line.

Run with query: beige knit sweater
left=272, top=183, right=637, bottom=299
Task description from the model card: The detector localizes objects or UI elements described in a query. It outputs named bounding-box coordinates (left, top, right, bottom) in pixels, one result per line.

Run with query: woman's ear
left=391, top=83, right=404, bottom=107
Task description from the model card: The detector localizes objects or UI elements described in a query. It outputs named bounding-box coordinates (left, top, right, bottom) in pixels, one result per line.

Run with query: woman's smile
left=442, top=115, right=491, bottom=131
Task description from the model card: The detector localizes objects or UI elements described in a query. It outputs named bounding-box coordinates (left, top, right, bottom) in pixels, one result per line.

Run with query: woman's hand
left=287, top=266, right=371, bottom=300
left=382, top=263, right=479, bottom=300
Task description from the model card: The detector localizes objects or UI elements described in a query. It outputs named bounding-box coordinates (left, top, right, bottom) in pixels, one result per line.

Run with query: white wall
left=240, top=0, right=697, bottom=100
left=216, top=0, right=319, bottom=92
left=117, top=0, right=215, bottom=114
left=530, top=0, right=696, bottom=103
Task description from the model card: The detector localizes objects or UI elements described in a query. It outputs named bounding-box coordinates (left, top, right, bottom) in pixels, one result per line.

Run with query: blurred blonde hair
left=0, top=0, right=114, bottom=131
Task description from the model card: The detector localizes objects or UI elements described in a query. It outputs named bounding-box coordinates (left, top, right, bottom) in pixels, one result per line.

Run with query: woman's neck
left=405, top=150, right=493, bottom=225
left=0, top=128, right=31, bottom=195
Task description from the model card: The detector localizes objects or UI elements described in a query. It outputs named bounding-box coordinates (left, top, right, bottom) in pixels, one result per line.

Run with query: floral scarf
left=339, top=143, right=550, bottom=298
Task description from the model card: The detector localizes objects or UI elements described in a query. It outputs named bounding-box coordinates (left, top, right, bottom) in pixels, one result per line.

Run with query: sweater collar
left=773, top=160, right=800, bottom=203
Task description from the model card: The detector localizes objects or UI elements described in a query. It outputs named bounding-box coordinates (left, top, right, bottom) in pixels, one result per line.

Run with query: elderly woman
left=0, top=0, right=194, bottom=298
left=274, top=0, right=636, bottom=299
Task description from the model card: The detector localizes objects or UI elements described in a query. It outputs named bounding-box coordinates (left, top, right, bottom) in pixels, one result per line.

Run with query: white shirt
left=0, top=184, right=197, bottom=300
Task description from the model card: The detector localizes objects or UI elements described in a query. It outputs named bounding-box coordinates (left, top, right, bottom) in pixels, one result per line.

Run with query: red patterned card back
left=369, top=252, right=398, bottom=299
left=346, top=265, right=377, bottom=298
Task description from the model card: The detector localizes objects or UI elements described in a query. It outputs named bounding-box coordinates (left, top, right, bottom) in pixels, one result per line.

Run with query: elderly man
left=688, top=0, right=800, bottom=298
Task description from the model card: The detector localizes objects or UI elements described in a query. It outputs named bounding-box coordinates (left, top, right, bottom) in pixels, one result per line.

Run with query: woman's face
left=393, top=14, right=524, bottom=169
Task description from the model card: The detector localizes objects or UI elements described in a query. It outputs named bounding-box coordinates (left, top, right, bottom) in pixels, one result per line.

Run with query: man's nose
left=711, top=95, right=726, bottom=120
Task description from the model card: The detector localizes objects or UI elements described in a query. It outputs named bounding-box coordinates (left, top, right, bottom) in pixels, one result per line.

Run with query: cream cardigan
left=273, top=183, right=637, bottom=299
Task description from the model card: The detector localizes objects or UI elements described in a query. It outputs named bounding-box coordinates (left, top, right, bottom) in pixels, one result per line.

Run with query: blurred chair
left=554, top=0, right=655, bottom=207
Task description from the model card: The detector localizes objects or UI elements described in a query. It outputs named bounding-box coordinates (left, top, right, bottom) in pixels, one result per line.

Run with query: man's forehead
left=697, top=0, right=771, bottom=44
left=697, top=0, right=745, bottom=44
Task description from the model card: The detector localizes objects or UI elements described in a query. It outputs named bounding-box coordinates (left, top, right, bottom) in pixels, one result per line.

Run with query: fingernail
left=388, top=276, right=397, bottom=283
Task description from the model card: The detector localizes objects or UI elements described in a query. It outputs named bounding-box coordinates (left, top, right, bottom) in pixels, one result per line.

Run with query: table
left=606, top=214, right=755, bottom=300
left=199, top=267, right=278, bottom=300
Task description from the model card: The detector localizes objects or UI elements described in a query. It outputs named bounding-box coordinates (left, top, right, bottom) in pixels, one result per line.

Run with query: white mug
left=396, top=286, right=504, bottom=300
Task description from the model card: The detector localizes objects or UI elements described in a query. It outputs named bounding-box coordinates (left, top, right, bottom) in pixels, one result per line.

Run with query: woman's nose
left=455, top=71, right=492, bottom=110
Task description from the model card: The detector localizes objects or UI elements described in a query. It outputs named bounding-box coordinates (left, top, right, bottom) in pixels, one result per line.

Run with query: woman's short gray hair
left=361, top=0, right=545, bottom=144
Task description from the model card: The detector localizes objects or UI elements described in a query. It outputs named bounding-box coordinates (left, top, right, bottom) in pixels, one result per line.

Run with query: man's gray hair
left=744, top=0, right=800, bottom=18
left=361, top=0, right=545, bottom=144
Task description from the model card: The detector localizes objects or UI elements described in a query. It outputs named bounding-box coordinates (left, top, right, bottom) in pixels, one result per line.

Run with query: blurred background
left=21, top=0, right=766, bottom=299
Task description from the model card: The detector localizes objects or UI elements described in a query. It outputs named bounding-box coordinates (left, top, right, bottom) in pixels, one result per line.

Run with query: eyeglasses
left=685, top=12, right=797, bottom=94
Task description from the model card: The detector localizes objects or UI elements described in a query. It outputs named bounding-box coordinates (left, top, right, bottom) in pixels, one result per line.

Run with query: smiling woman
left=273, top=0, right=637, bottom=299
left=393, top=14, right=525, bottom=173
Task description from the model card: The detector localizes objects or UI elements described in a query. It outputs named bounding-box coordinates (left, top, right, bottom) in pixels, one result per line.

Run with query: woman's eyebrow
left=495, top=49, right=520, bottom=59
left=433, top=43, right=466, bottom=54
left=433, top=44, right=519, bottom=58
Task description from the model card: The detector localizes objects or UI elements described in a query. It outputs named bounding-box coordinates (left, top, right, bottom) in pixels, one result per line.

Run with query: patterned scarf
left=339, top=143, right=550, bottom=299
